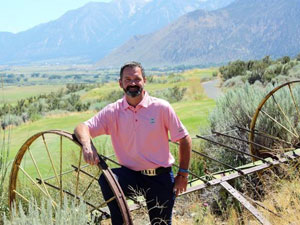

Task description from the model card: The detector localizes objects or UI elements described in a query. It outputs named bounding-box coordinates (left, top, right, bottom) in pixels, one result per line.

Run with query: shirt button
left=135, top=119, right=138, bottom=122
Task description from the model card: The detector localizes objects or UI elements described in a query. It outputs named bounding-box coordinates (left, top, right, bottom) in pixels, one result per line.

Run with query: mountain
left=0, top=0, right=234, bottom=65
left=97, top=0, right=300, bottom=68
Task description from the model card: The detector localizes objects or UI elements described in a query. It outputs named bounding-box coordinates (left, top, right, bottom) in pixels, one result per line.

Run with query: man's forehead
left=123, top=66, right=142, bottom=76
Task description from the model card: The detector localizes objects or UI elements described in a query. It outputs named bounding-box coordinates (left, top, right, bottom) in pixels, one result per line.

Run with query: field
left=0, top=66, right=217, bottom=225
left=2, top=65, right=300, bottom=225
left=0, top=85, right=64, bottom=105
left=2, top=67, right=217, bottom=176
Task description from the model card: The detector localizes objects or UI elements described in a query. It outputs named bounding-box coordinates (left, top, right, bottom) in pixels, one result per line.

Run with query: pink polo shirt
left=84, top=92, right=188, bottom=171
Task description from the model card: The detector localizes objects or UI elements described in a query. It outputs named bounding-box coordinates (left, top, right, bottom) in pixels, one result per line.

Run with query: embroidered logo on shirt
left=150, top=118, right=156, bottom=124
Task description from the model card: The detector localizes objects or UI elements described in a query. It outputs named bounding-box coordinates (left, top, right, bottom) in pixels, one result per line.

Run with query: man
left=74, top=61, right=191, bottom=225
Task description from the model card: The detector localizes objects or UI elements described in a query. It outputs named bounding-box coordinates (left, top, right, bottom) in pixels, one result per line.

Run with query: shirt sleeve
left=84, top=106, right=112, bottom=138
left=164, top=103, right=189, bottom=142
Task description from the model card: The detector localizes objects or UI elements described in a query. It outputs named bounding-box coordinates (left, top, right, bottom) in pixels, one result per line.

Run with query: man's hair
left=120, top=61, right=145, bottom=79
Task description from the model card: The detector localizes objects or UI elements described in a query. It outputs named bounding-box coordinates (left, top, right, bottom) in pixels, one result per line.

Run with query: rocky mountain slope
left=98, top=0, right=300, bottom=68
left=0, top=0, right=234, bottom=65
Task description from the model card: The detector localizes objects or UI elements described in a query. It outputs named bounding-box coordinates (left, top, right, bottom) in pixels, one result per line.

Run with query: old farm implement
left=8, top=80, right=300, bottom=225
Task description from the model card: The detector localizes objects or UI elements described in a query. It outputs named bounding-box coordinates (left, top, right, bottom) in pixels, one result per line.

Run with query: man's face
left=119, top=66, right=146, bottom=98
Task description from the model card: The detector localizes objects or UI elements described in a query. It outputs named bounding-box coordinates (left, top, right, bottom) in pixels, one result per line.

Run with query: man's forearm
left=74, top=123, right=91, bottom=146
left=178, top=135, right=192, bottom=170
left=74, top=123, right=100, bottom=165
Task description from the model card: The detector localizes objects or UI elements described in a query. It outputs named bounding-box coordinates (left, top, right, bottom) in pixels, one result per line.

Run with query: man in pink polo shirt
left=74, top=61, right=191, bottom=225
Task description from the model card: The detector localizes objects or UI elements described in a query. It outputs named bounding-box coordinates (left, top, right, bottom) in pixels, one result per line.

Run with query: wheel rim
left=249, top=80, right=300, bottom=160
left=9, top=130, right=133, bottom=224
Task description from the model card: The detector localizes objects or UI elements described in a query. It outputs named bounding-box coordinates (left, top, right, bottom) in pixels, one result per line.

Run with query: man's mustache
left=126, top=86, right=140, bottom=91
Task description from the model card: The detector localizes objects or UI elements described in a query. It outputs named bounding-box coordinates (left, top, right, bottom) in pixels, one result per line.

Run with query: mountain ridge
left=0, top=0, right=235, bottom=65
left=97, top=0, right=300, bottom=68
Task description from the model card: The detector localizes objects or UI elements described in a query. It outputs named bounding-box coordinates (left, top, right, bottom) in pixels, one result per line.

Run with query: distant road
left=202, top=79, right=222, bottom=100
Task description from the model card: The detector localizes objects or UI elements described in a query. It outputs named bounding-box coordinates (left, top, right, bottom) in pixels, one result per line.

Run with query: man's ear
left=119, top=79, right=123, bottom=89
left=143, top=77, right=147, bottom=84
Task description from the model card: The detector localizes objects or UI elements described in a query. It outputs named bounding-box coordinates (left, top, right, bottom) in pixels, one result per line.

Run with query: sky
left=0, top=0, right=111, bottom=33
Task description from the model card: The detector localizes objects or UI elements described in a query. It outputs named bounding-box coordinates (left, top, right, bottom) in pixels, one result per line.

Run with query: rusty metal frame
left=249, top=80, right=300, bottom=158
left=8, top=130, right=133, bottom=225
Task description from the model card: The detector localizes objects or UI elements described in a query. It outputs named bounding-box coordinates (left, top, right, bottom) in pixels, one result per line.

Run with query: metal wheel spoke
left=81, top=170, right=101, bottom=197
left=18, top=165, right=57, bottom=207
left=38, top=178, right=110, bottom=216
left=42, top=134, right=60, bottom=187
left=288, top=84, right=300, bottom=120
left=252, top=129, right=293, bottom=146
left=95, top=196, right=116, bottom=209
left=271, top=94, right=299, bottom=137
left=28, top=148, right=57, bottom=207
left=60, top=136, right=63, bottom=206
left=75, top=148, right=83, bottom=197
left=13, top=190, right=42, bottom=211
left=260, top=110, right=298, bottom=138
left=70, top=164, right=101, bottom=197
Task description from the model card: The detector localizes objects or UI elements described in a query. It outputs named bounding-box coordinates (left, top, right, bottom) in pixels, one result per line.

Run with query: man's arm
left=74, top=123, right=100, bottom=165
left=174, top=135, right=192, bottom=196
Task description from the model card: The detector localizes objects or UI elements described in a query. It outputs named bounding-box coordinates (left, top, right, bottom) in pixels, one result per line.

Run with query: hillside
left=0, top=0, right=234, bottom=65
left=97, top=0, right=300, bottom=68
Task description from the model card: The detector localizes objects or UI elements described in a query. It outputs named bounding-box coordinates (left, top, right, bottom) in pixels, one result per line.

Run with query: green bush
left=152, top=86, right=187, bottom=103
left=4, top=198, right=95, bottom=225
left=207, top=81, right=300, bottom=168
left=208, top=83, right=265, bottom=167
left=219, top=60, right=247, bottom=80
left=167, top=74, right=186, bottom=83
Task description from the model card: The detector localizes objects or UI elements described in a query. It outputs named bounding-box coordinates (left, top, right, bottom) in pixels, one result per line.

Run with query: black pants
left=99, top=166, right=175, bottom=225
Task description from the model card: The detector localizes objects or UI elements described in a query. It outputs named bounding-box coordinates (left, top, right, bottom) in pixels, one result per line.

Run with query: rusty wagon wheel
left=249, top=80, right=300, bottom=160
left=9, top=130, right=133, bottom=224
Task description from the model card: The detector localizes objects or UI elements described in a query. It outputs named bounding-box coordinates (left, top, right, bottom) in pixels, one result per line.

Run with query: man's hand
left=173, top=173, right=188, bottom=196
left=82, top=142, right=100, bottom=165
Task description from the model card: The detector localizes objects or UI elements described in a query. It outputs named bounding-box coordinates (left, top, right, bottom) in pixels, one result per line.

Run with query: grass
left=0, top=85, right=64, bottom=105
left=173, top=99, right=215, bottom=136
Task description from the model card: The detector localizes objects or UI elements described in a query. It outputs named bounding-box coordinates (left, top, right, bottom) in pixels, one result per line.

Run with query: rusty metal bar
left=261, top=109, right=298, bottom=138
left=211, top=131, right=271, bottom=164
left=220, top=181, right=271, bottom=225
left=35, top=178, right=110, bottom=217
left=196, top=134, right=270, bottom=163
left=172, top=163, right=209, bottom=184
left=271, top=95, right=299, bottom=137
left=235, top=126, right=293, bottom=146
left=71, top=165, right=98, bottom=180
left=100, top=154, right=121, bottom=166
left=170, top=141, right=244, bottom=175
left=288, top=83, right=300, bottom=120
left=42, top=164, right=90, bottom=182
left=71, top=164, right=141, bottom=206
left=183, top=150, right=299, bottom=195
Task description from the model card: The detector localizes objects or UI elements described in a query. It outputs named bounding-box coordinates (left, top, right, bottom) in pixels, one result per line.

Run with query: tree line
left=219, top=54, right=300, bottom=85
left=0, top=84, right=92, bottom=129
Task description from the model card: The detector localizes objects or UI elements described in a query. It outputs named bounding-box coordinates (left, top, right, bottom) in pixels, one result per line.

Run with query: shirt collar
left=122, top=91, right=150, bottom=110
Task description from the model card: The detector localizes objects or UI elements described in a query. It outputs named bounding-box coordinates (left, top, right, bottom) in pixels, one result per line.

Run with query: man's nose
left=128, top=80, right=137, bottom=85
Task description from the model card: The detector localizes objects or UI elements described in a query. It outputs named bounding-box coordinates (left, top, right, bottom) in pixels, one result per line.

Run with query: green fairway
left=173, top=98, right=215, bottom=136
left=0, top=85, right=64, bottom=105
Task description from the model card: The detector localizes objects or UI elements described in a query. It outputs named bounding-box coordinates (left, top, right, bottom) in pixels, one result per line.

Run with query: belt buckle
left=141, top=169, right=156, bottom=176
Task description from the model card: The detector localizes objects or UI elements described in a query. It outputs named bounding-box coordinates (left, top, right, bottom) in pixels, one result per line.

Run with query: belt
left=140, top=167, right=171, bottom=176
